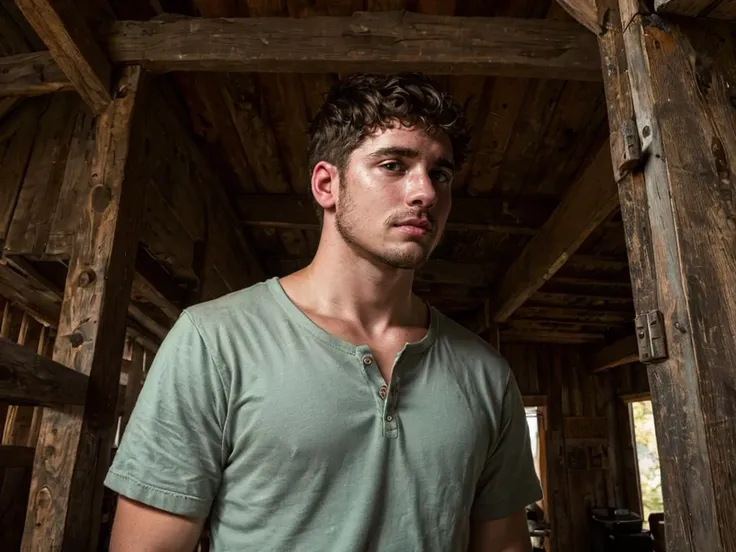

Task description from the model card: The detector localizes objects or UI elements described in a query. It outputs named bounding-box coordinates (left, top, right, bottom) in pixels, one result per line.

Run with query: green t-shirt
left=105, top=278, right=542, bottom=551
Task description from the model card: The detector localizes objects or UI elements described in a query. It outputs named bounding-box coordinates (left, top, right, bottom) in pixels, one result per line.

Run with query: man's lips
left=394, top=218, right=432, bottom=236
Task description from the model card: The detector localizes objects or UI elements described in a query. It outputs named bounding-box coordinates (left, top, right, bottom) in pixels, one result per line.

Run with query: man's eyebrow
left=369, top=147, right=455, bottom=172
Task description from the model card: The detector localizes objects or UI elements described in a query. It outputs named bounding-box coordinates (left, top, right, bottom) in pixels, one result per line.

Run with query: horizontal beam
left=0, top=336, right=88, bottom=406
left=238, top=194, right=554, bottom=235
left=104, top=12, right=602, bottom=81
left=0, top=52, right=72, bottom=96
left=588, top=334, right=638, bottom=372
left=654, top=0, right=736, bottom=18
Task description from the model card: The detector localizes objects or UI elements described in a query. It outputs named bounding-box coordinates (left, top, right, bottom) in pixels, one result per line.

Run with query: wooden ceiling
left=0, top=0, right=636, bottom=350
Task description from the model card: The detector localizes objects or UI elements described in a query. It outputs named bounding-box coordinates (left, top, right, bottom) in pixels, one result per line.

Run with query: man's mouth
left=394, top=217, right=432, bottom=236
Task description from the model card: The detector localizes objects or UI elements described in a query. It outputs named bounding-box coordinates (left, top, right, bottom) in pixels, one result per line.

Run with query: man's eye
left=431, top=170, right=453, bottom=184
left=381, top=162, right=403, bottom=172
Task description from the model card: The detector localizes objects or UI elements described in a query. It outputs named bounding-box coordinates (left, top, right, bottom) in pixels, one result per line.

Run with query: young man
left=106, top=73, right=542, bottom=551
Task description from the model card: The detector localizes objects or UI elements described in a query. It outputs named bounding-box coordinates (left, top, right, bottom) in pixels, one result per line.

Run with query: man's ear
left=312, top=161, right=340, bottom=211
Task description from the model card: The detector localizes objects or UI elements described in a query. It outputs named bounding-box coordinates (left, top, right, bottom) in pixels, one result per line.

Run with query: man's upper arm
left=110, top=496, right=205, bottom=552
left=471, top=369, right=543, bottom=521
left=105, top=311, right=229, bottom=540
left=468, top=508, right=531, bottom=552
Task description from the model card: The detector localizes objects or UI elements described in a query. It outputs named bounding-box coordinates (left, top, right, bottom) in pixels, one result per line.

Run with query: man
left=106, top=73, right=542, bottom=551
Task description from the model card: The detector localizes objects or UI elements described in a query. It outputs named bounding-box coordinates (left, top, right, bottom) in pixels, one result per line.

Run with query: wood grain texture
left=654, top=0, right=730, bottom=17
left=0, top=51, right=71, bottom=96
left=556, top=0, right=602, bottom=33
left=105, top=13, right=603, bottom=81
left=14, top=0, right=111, bottom=114
left=489, top=141, right=619, bottom=322
left=616, top=2, right=736, bottom=550
left=22, top=66, right=146, bottom=552
left=5, top=92, right=79, bottom=257
left=0, top=336, right=88, bottom=407
left=0, top=98, right=44, bottom=248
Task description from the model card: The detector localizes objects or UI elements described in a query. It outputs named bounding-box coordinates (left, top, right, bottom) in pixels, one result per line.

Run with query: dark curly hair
left=307, top=73, right=470, bottom=177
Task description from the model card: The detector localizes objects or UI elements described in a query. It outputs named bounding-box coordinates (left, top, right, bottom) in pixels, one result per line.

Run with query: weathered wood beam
left=588, top=334, right=638, bottom=372
left=22, top=66, right=146, bottom=550
left=0, top=51, right=71, bottom=96
left=555, top=0, right=602, bottom=34
left=489, top=141, right=620, bottom=322
left=14, top=0, right=112, bottom=114
left=654, top=0, right=736, bottom=18
left=104, top=13, right=603, bottom=81
left=603, top=1, right=736, bottom=550
left=0, top=336, right=88, bottom=406
left=238, top=194, right=553, bottom=235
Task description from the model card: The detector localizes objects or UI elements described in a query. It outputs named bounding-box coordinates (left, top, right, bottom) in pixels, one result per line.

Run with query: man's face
left=333, top=124, right=454, bottom=270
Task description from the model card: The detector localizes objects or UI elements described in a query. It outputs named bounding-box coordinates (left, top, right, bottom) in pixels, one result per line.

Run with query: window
left=630, top=400, right=663, bottom=525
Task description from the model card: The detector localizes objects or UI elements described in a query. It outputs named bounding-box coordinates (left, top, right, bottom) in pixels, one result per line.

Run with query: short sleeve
left=471, top=372, right=543, bottom=520
left=104, top=311, right=228, bottom=518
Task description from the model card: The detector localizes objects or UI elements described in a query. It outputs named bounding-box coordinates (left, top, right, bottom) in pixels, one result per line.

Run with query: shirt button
left=379, top=385, right=388, bottom=399
left=386, top=415, right=393, bottom=422
left=363, top=355, right=373, bottom=365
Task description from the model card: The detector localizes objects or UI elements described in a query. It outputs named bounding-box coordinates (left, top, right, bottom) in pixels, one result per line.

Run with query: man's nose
left=405, top=170, right=437, bottom=208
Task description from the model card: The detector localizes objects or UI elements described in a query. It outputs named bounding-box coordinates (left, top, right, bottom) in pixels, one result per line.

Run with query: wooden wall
left=502, top=342, right=650, bottom=552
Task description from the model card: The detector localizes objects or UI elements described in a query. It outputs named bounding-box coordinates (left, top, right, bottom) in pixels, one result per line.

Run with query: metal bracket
left=618, top=118, right=643, bottom=175
left=635, top=310, right=668, bottom=364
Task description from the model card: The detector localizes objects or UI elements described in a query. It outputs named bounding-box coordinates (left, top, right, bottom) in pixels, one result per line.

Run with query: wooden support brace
left=14, top=0, right=112, bottom=114
left=22, top=65, right=146, bottom=551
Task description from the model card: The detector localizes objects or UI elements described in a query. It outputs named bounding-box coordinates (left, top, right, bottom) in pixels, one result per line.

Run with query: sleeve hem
left=470, top=485, right=543, bottom=521
left=104, top=469, right=212, bottom=518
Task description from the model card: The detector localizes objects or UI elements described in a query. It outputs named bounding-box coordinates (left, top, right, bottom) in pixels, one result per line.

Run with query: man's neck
left=281, top=235, right=424, bottom=336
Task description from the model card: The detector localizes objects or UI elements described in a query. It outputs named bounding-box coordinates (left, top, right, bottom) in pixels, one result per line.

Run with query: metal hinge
left=635, top=310, right=668, bottom=364
left=615, top=117, right=653, bottom=180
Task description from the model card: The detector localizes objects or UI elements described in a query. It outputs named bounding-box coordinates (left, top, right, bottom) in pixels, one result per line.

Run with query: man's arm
left=468, top=508, right=532, bottom=552
left=110, top=497, right=205, bottom=552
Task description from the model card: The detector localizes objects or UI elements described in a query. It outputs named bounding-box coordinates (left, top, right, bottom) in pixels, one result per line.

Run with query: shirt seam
left=182, top=310, right=232, bottom=469
left=107, top=469, right=208, bottom=503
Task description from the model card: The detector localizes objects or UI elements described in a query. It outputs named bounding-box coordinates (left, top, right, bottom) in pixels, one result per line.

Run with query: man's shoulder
left=183, top=278, right=281, bottom=334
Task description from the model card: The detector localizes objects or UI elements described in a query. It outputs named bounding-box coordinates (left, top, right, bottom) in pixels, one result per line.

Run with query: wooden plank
left=0, top=336, right=88, bottom=406
left=654, top=0, right=723, bottom=17
left=22, top=66, right=146, bottom=551
left=45, top=105, right=98, bottom=257
left=119, top=341, right=144, bottom=436
left=613, top=2, right=736, bottom=551
left=555, top=0, right=601, bottom=34
left=105, top=13, right=603, bottom=81
left=514, top=306, right=631, bottom=324
left=588, top=335, right=638, bottom=372
left=0, top=444, right=34, bottom=468
left=14, top=0, right=111, bottom=114
left=0, top=51, right=71, bottom=96
left=4, top=92, right=79, bottom=257
left=545, top=346, right=573, bottom=552
left=0, top=98, right=44, bottom=248
left=489, top=141, right=619, bottom=322
left=237, top=194, right=554, bottom=234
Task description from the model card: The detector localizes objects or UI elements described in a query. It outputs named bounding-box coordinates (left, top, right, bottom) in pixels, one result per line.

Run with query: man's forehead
left=360, top=125, right=453, bottom=157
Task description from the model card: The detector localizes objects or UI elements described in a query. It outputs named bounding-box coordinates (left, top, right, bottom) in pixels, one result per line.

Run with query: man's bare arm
left=109, top=496, right=206, bottom=552
left=467, top=508, right=532, bottom=552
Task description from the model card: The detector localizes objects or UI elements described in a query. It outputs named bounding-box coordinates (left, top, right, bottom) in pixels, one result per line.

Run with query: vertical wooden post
left=22, top=65, right=146, bottom=552
left=599, top=1, right=736, bottom=550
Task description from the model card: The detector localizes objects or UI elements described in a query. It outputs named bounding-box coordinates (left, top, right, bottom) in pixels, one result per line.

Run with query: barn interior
left=2, top=0, right=735, bottom=551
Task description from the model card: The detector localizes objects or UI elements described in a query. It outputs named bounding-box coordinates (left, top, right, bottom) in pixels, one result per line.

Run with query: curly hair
left=307, top=73, right=470, bottom=177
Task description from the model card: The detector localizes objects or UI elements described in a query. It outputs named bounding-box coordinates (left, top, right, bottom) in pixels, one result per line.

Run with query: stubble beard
left=334, top=180, right=435, bottom=270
